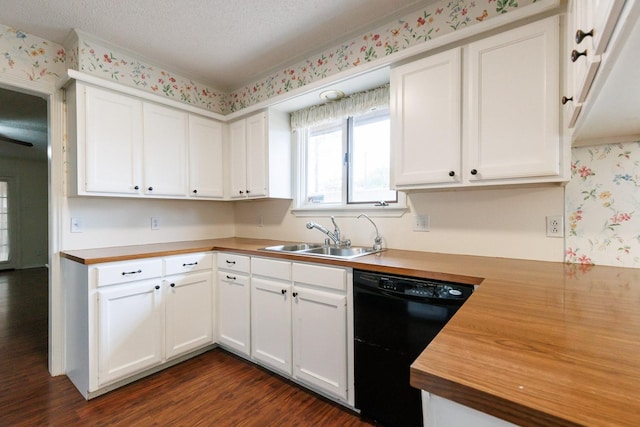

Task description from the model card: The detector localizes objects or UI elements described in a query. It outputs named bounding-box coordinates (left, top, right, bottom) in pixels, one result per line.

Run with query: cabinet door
left=84, top=86, right=143, bottom=194
left=165, top=272, right=213, bottom=359
left=228, top=119, right=248, bottom=198
left=97, top=280, right=163, bottom=386
left=188, top=116, right=224, bottom=199
left=251, top=277, right=292, bottom=375
left=391, top=48, right=462, bottom=187
left=292, top=286, right=347, bottom=400
left=245, top=112, right=268, bottom=197
left=591, top=0, right=625, bottom=55
left=466, top=17, right=560, bottom=182
left=217, top=271, right=250, bottom=356
left=142, top=103, right=188, bottom=196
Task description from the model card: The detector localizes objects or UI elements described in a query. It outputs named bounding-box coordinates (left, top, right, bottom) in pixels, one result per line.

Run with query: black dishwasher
left=353, top=269, right=474, bottom=427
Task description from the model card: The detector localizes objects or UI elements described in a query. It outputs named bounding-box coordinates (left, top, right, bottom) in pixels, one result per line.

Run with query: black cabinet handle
left=562, top=96, right=573, bottom=105
left=575, top=29, right=593, bottom=44
left=281, top=289, right=287, bottom=295
left=134, top=185, right=139, bottom=190
left=155, top=285, right=160, bottom=290
left=470, top=169, right=478, bottom=175
left=246, top=190, right=250, bottom=194
left=122, top=269, right=142, bottom=276
left=148, top=186, right=153, bottom=191
left=448, top=171, right=455, bottom=177
left=226, top=275, right=237, bottom=280
left=292, top=292, right=298, bottom=297
left=239, top=190, right=244, bottom=194
left=170, top=283, right=175, bottom=288
left=571, top=49, right=587, bottom=62
left=183, top=262, right=198, bottom=267
left=193, top=189, right=198, bottom=194
left=226, top=260, right=236, bottom=265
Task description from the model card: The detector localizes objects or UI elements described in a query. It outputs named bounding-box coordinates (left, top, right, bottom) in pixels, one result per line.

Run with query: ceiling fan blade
left=0, top=134, right=34, bottom=147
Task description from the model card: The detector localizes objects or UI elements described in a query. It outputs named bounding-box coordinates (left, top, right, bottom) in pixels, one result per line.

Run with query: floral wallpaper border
left=0, top=23, right=66, bottom=85
left=565, top=141, right=640, bottom=268
left=1, top=0, right=536, bottom=115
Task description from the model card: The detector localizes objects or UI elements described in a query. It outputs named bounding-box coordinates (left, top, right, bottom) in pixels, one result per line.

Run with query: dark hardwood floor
left=0, top=267, right=374, bottom=426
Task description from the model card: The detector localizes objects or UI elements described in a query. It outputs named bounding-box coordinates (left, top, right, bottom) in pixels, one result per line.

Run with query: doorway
left=0, top=86, right=49, bottom=271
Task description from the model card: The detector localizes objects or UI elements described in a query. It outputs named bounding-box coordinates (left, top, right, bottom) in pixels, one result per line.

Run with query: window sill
left=291, top=204, right=408, bottom=218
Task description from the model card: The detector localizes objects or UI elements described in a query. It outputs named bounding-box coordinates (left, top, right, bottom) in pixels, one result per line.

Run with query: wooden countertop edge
left=409, top=368, right=580, bottom=427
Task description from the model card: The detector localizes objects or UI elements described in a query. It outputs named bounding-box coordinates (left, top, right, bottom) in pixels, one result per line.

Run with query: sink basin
left=262, top=243, right=325, bottom=252
left=260, top=243, right=382, bottom=259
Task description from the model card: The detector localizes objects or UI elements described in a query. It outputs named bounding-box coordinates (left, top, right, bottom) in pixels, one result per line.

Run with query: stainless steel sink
left=260, top=243, right=383, bottom=259
left=261, top=243, right=325, bottom=252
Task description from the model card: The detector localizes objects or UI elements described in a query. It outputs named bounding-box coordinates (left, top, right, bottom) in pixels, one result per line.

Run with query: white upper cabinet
left=142, top=103, right=188, bottom=197
left=569, top=0, right=639, bottom=145
left=466, top=16, right=560, bottom=183
left=228, top=110, right=292, bottom=200
left=188, top=115, right=224, bottom=199
left=82, top=85, right=143, bottom=194
left=68, top=82, right=225, bottom=200
left=392, top=16, right=564, bottom=190
left=391, top=48, right=462, bottom=187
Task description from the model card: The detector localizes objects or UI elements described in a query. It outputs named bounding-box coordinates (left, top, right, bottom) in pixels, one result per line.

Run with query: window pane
left=306, top=123, right=343, bottom=204
left=350, top=111, right=396, bottom=203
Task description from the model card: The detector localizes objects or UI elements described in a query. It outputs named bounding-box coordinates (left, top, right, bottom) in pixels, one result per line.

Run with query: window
left=0, top=180, right=9, bottom=263
left=299, top=108, right=398, bottom=210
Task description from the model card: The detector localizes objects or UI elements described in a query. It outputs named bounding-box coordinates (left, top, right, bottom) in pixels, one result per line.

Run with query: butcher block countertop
left=61, top=238, right=640, bottom=426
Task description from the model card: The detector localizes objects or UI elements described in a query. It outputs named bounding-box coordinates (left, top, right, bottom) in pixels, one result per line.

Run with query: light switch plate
left=413, top=214, right=430, bottom=232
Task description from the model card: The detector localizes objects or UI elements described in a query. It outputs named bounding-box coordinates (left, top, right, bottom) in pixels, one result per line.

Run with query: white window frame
left=292, top=111, right=406, bottom=218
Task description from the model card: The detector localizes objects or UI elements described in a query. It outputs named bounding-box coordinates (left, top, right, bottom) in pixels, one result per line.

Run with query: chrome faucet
left=358, top=213, right=382, bottom=251
left=306, top=216, right=350, bottom=247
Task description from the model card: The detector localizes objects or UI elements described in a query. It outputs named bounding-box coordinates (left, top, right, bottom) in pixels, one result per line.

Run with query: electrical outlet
left=413, top=214, right=430, bottom=232
left=546, top=215, right=564, bottom=237
left=151, top=217, right=160, bottom=230
left=70, top=217, right=83, bottom=233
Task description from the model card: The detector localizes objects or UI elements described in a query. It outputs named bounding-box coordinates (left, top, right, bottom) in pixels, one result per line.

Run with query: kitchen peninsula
left=62, top=237, right=640, bottom=427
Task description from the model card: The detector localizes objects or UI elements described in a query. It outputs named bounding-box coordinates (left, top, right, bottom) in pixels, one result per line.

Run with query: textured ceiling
left=0, top=0, right=429, bottom=91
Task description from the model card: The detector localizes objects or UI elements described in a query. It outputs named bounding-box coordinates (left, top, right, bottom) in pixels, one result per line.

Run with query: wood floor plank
left=0, top=268, right=374, bottom=426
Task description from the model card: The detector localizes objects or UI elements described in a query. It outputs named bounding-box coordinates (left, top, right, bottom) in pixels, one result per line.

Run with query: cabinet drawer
left=165, top=253, right=213, bottom=276
left=292, top=263, right=346, bottom=291
left=96, top=259, right=163, bottom=287
left=251, top=257, right=291, bottom=281
left=217, top=253, right=250, bottom=273
left=218, top=271, right=250, bottom=286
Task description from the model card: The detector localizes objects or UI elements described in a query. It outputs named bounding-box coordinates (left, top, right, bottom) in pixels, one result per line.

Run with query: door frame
left=0, top=74, right=65, bottom=376
left=0, top=176, right=19, bottom=270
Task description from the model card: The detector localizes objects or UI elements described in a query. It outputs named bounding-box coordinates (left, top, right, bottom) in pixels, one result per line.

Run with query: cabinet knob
left=571, top=49, right=587, bottom=62
left=170, top=283, right=175, bottom=288
left=246, top=190, right=250, bottom=194
left=575, top=29, right=594, bottom=44
left=148, top=186, right=153, bottom=191
left=561, top=96, right=573, bottom=105
left=448, top=171, right=455, bottom=177
left=281, top=289, right=287, bottom=295
left=155, top=285, right=160, bottom=290
left=134, top=185, right=139, bottom=190
left=193, top=189, right=198, bottom=194
left=470, top=169, right=478, bottom=175
left=239, top=190, right=244, bottom=194
left=292, top=292, right=298, bottom=297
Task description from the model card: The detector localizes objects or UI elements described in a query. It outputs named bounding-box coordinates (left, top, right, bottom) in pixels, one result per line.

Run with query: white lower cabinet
left=63, top=252, right=215, bottom=399
left=217, top=253, right=251, bottom=356
left=247, top=257, right=350, bottom=402
left=97, top=279, right=164, bottom=386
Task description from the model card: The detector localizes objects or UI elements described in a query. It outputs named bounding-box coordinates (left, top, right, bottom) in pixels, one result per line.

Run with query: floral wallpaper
left=225, top=0, right=536, bottom=112
left=0, top=23, right=66, bottom=85
left=565, top=142, right=640, bottom=268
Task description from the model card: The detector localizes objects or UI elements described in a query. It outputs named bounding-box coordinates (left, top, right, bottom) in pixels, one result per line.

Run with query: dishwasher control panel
left=357, top=270, right=474, bottom=301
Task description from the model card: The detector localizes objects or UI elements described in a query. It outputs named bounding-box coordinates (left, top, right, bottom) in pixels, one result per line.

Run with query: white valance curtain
left=290, top=84, right=389, bottom=130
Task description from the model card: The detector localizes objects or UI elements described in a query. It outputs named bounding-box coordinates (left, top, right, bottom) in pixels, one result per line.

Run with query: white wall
left=0, top=156, right=48, bottom=268
left=234, top=185, right=566, bottom=262
left=61, top=197, right=236, bottom=250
